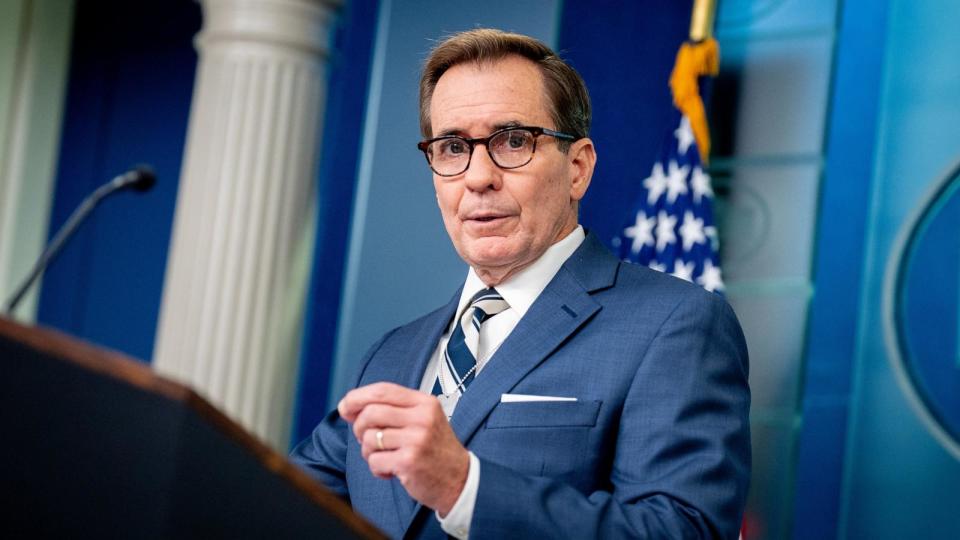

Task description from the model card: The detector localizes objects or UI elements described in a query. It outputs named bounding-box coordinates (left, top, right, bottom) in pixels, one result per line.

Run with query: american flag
left=614, top=112, right=724, bottom=293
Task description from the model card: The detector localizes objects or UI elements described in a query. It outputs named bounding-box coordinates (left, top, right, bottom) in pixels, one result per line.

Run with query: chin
left=461, top=238, right=522, bottom=269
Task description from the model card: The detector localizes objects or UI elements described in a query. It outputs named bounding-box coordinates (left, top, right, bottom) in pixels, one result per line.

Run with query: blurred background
left=1, top=0, right=958, bottom=538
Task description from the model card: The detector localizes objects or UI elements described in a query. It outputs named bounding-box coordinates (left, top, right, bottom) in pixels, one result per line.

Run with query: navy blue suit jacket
left=291, top=233, right=750, bottom=539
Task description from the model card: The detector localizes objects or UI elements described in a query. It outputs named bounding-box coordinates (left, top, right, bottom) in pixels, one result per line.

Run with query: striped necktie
left=433, top=288, right=509, bottom=399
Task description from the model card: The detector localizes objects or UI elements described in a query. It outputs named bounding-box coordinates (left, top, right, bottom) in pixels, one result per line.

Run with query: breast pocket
left=480, top=400, right=604, bottom=481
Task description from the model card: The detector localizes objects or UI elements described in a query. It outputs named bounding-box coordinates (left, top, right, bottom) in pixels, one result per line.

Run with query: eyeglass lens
left=428, top=129, right=536, bottom=175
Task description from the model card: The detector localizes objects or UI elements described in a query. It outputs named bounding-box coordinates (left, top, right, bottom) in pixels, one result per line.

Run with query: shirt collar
left=458, top=225, right=586, bottom=318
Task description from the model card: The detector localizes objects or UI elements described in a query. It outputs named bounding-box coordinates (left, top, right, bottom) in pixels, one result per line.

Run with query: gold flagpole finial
left=689, top=0, right=717, bottom=42
left=672, top=0, right=720, bottom=162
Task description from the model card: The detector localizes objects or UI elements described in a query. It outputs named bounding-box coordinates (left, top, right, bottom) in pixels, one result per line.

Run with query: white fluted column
left=153, top=0, right=337, bottom=449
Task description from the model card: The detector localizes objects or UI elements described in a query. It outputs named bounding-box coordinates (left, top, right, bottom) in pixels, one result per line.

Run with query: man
left=291, top=29, right=750, bottom=539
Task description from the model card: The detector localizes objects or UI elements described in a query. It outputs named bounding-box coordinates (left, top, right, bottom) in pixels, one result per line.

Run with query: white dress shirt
left=417, top=226, right=586, bottom=539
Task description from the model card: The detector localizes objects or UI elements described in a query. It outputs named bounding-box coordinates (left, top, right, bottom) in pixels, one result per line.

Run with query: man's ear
left=568, top=138, right=596, bottom=202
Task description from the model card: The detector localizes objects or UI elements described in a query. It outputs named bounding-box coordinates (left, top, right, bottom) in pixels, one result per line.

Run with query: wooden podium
left=0, top=317, right=384, bottom=539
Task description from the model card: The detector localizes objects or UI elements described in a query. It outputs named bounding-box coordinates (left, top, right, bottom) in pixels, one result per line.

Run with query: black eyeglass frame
left=416, top=126, right=578, bottom=177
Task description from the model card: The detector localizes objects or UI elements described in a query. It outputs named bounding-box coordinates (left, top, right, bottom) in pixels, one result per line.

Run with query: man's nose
left=462, top=144, right=503, bottom=191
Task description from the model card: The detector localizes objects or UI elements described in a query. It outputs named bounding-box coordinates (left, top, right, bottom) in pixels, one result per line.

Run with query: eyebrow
left=435, top=120, right=524, bottom=138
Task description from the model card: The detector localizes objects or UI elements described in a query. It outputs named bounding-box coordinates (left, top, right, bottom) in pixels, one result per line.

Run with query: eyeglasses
left=417, top=126, right=577, bottom=177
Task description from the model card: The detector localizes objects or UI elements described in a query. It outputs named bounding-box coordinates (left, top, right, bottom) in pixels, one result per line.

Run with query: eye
left=506, top=131, right=528, bottom=149
left=492, top=130, right=531, bottom=153
left=437, top=138, right=468, bottom=157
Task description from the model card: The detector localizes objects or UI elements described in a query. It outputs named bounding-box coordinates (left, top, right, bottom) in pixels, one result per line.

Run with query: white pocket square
left=500, top=393, right=578, bottom=403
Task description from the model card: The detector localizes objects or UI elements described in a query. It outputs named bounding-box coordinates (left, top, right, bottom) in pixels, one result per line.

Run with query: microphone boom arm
left=3, top=167, right=155, bottom=315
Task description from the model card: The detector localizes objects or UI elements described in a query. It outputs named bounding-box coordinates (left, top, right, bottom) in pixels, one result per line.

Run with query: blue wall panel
left=792, top=0, right=889, bottom=536
left=38, top=1, right=199, bottom=361
left=559, top=0, right=693, bottom=247
left=293, top=0, right=380, bottom=444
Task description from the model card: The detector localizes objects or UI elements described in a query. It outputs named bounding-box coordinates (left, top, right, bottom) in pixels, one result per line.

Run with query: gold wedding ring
left=376, top=430, right=385, bottom=451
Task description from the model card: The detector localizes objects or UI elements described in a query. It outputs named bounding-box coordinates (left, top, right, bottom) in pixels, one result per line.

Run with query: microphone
left=114, top=166, right=157, bottom=192
left=3, top=165, right=157, bottom=315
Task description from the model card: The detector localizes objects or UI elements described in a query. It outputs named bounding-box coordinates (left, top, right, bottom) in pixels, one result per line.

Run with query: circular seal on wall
left=886, top=162, right=960, bottom=458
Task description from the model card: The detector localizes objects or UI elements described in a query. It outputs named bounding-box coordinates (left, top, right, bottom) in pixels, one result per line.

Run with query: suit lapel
left=450, top=233, right=619, bottom=445
left=448, top=265, right=601, bottom=446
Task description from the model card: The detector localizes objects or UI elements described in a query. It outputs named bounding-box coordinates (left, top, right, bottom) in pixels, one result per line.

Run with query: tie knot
left=466, top=287, right=509, bottom=323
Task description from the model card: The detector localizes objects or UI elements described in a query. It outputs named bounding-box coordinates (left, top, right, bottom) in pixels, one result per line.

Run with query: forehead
left=430, top=55, right=552, bottom=135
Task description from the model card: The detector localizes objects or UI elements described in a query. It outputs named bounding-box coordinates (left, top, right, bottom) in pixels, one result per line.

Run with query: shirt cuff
left=437, top=451, right=480, bottom=539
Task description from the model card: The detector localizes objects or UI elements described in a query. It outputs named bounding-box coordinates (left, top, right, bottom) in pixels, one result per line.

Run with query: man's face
left=429, top=55, right=594, bottom=285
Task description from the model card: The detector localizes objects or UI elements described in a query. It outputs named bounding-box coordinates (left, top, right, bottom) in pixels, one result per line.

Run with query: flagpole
left=689, top=0, right=717, bottom=42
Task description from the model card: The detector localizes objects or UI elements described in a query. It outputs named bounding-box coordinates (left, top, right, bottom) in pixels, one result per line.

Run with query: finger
left=338, top=382, right=426, bottom=420
left=352, top=402, right=420, bottom=442
left=366, top=447, right=405, bottom=480
left=339, top=382, right=426, bottom=422
left=351, top=396, right=448, bottom=443
left=360, top=427, right=406, bottom=460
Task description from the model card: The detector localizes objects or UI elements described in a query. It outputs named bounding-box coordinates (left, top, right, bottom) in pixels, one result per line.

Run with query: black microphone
left=114, top=166, right=157, bottom=192
left=3, top=165, right=157, bottom=315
